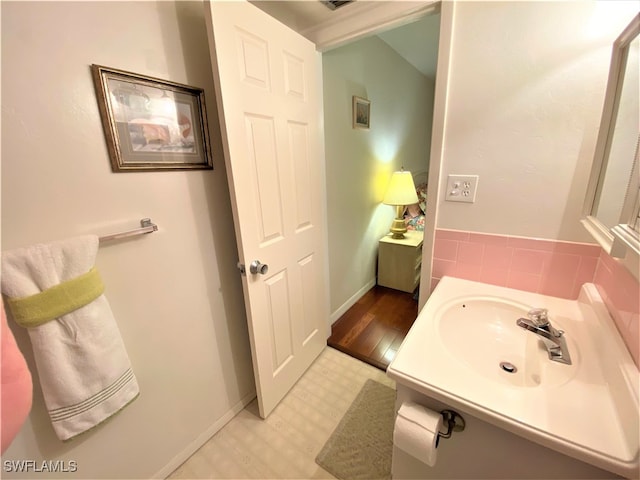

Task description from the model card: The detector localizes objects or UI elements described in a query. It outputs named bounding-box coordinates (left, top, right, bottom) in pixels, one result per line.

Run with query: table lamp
left=383, top=169, right=419, bottom=239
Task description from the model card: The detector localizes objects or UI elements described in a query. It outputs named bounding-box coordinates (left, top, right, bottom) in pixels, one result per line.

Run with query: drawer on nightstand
left=414, top=253, right=422, bottom=269
left=377, top=230, right=424, bottom=293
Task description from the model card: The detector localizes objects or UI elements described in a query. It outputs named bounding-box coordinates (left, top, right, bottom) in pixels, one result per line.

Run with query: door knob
left=249, top=260, right=269, bottom=275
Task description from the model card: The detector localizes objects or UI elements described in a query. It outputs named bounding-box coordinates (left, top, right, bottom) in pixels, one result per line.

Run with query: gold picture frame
left=91, top=65, right=213, bottom=172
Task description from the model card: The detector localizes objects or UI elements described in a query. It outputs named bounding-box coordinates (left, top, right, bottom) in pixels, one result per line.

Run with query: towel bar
left=98, top=218, right=158, bottom=244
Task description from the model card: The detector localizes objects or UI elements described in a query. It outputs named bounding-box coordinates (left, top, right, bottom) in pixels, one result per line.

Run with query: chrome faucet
left=516, top=308, right=572, bottom=365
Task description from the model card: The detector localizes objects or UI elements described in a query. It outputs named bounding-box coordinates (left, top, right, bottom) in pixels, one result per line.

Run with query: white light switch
left=445, top=174, right=479, bottom=203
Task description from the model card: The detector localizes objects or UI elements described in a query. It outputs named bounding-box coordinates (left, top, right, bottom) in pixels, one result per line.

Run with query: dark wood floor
left=327, top=285, right=419, bottom=371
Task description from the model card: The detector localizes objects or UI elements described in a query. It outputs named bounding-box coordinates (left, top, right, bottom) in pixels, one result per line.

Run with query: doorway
left=243, top=0, right=454, bottom=375
left=322, top=12, right=441, bottom=369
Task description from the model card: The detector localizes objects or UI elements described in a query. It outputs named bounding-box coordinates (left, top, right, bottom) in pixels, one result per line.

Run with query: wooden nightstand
left=377, top=230, right=424, bottom=293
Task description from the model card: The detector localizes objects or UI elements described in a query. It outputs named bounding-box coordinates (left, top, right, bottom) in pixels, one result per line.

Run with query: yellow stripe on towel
left=6, top=267, right=105, bottom=328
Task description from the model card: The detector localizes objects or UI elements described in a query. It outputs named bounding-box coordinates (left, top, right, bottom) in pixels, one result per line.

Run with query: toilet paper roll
left=393, top=402, right=443, bottom=467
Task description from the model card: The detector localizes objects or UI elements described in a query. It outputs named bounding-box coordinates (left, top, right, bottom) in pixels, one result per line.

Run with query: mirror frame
left=582, top=13, right=640, bottom=279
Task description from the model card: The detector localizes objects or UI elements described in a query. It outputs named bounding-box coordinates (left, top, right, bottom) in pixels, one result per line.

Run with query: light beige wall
left=438, top=1, right=638, bottom=242
left=323, top=35, right=434, bottom=317
left=1, top=2, right=255, bottom=478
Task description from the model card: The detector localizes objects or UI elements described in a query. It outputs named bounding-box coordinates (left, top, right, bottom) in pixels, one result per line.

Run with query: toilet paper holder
left=438, top=409, right=465, bottom=440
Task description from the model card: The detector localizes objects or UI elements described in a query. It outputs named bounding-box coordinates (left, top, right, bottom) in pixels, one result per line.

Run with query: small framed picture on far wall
left=352, top=96, right=370, bottom=129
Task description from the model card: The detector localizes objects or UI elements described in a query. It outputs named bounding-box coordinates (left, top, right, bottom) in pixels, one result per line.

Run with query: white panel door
left=205, top=0, right=328, bottom=418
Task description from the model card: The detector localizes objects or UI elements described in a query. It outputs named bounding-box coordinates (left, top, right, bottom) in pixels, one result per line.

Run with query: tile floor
left=169, top=347, right=395, bottom=479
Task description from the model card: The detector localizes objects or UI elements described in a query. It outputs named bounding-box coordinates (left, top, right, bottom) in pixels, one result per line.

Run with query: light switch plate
left=445, top=174, right=479, bottom=203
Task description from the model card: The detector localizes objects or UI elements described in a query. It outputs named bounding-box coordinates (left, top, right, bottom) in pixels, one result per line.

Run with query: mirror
left=582, top=13, right=640, bottom=270
left=593, top=34, right=638, bottom=230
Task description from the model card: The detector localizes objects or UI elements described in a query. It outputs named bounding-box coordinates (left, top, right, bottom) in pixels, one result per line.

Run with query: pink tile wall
left=432, top=229, right=601, bottom=299
left=593, top=251, right=640, bottom=365
left=432, top=228, right=639, bottom=366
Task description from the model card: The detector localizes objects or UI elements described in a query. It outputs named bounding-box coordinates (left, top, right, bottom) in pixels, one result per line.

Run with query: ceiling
left=250, top=1, right=344, bottom=33
left=377, top=14, right=440, bottom=79
left=250, top=1, right=440, bottom=79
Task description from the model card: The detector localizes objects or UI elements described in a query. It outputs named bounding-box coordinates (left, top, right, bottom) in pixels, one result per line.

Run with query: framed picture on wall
left=91, top=65, right=213, bottom=172
left=352, top=96, right=371, bottom=129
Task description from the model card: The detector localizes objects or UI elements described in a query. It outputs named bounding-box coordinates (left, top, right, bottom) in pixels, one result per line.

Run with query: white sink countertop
left=387, top=276, right=639, bottom=478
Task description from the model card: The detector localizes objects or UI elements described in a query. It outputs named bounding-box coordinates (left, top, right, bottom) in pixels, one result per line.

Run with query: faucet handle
left=527, top=308, right=549, bottom=327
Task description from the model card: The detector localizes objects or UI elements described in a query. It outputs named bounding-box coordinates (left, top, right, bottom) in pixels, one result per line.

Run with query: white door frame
left=309, top=0, right=455, bottom=311
left=304, top=2, right=442, bottom=52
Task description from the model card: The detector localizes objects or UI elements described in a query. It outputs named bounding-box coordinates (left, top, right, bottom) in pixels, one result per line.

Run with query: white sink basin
left=387, top=276, right=639, bottom=478
left=437, top=296, right=578, bottom=388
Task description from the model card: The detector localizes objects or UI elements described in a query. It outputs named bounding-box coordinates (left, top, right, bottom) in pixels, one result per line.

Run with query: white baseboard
left=329, top=278, right=376, bottom=325
left=153, top=390, right=257, bottom=479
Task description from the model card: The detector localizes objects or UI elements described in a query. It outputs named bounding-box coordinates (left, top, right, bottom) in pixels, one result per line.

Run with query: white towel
left=1, top=235, right=139, bottom=441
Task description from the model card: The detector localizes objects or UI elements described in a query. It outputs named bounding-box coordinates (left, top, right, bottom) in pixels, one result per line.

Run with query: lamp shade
left=383, top=170, right=419, bottom=206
